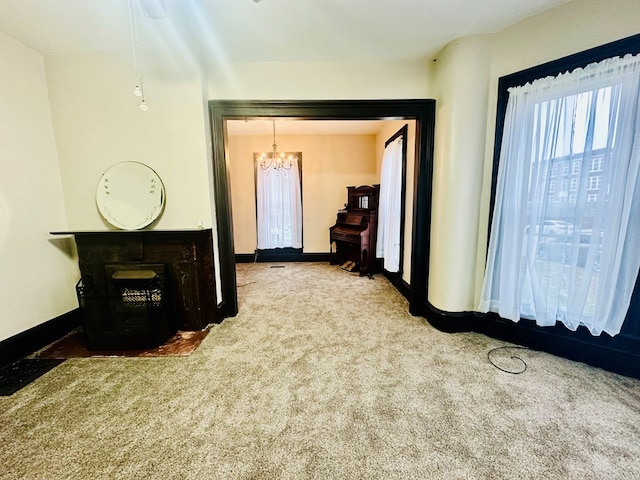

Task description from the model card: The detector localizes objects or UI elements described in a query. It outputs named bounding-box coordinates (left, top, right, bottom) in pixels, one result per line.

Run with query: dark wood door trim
left=381, top=124, right=409, bottom=285
left=208, top=99, right=435, bottom=318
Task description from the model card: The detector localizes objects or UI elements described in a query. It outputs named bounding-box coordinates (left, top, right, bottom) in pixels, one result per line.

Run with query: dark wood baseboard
left=0, top=309, right=81, bottom=368
left=235, top=252, right=331, bottom=263
left=423, top=301, right=640, bottom=379
left=382, top=270, right=411, bottom=301
left=397, top=278, right=411, bottom=300
left=235, top=254, right=255, bottom=263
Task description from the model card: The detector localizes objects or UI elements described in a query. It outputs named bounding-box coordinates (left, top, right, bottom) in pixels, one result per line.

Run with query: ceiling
left=0, top=0, right=570, bottom=136
left=0, top=0, right=570, bottom=62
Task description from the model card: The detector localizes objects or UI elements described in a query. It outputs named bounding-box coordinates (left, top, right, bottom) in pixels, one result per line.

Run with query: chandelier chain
left=260, top=120, right=296, bottom=171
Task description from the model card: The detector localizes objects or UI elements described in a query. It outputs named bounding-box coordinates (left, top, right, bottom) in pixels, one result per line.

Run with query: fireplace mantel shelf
left=50, top=229, right=210, bottom=235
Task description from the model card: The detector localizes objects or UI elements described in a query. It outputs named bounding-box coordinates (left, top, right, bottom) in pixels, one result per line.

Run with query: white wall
left=0, top=33, right=79, bottom=342
left=46, top=54, right=213, bottom=232
left=430, top=35, right=492, bottom=311
left=6, top=0, right=637, bottom=344
left=429, top=0, right=640, bottom=312
left=206, top=61, right=432, bottom=99
left=44, top=54, right=431, bottom=312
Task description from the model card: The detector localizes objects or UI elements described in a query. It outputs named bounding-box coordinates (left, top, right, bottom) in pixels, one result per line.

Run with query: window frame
left=572, top=160, right=581, bottom=175
left=488, top=33, right=640, bottom=339
left=570, top=177, right=579, bottom=192
left=491, top=34, right=640, bottom=220
left=590, top=157, right=604, bottom=173
left=560, top=179, right=569, bottom=192
left=253, top=152, right=303, bottom=251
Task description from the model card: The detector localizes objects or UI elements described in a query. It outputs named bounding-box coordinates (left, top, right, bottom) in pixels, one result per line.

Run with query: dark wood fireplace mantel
left=51, top=229, right=219, bottom=330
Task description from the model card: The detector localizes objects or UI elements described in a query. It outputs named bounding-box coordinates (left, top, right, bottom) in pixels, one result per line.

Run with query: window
left=551, top=165, right=557, bottom=177
left=560, top=179, right=568, bottom=192
left=480, top=53, right=640, bottom=337
left=562, top=163, right=570, bottom=175
left=570, top=178, right=579, bottom=192
left=255, top=153, right=303, bottom=250
left=376, top=133, right=406, bottom=273
left=572, top=161, right=581, bottom=175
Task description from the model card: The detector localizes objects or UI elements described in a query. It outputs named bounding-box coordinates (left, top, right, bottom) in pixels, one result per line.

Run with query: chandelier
left=259, top=120, right=297, bottom=171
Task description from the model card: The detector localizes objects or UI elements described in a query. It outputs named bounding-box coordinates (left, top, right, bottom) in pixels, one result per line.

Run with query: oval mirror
left=96, top=161, right=165, bottom=230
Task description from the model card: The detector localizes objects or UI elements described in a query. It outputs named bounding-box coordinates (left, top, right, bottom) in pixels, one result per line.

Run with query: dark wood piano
left=329, top=185, right=380, bottom=276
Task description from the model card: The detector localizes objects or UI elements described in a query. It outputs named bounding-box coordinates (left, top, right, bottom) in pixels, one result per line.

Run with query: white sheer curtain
left=376, top=136, right=403, bottom=272
left=479, top=54, right=640, bottom=336
left=256, top=161, right=302, bottom=250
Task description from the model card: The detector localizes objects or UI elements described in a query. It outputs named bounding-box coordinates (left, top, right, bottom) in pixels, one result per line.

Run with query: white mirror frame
left=96, top=161, right=165, bottom=230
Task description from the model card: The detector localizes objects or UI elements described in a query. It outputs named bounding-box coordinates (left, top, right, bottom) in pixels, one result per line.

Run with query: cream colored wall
left=207, top=61, right=432, bottom=99
left=474, top=0, right=640, bottom=306
left=429, top=35, right=492, bottom=311
left=228, top=134, right=378, bottom=254
left=0, top=33, right=79, bottom=342
left=6, top=0, right=635, bottom=344
left=227, top=135, right=257, bottom=254
left=489, top=0, right=640, bottom=80
left=430, top=0, right=640, bottom=312
left=45, top=54, right=213, bottom=231
left=43, top=54, right=430, bottom=313
left=375, top=120, right=416, bottom=285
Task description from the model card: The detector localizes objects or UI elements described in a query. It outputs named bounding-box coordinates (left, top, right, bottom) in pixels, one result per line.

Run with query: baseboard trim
left=235, top=252, right=331, bottom=263
left=424, top=302, right=475, bottom=333
left=227, top=259, right=640, bottom=377
left=235, top=254, right=255, bottom=263
left=397, top=278, right=411, bottom=300
left=424, top=301, right=640, bottom=379
left=381, top=271, right=411, bottom=301
left=0, top=309, right=81, bottom=368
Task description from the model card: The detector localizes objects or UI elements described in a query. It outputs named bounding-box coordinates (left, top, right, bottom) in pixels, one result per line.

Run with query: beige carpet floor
left=0, top=262, right=639, bottom=479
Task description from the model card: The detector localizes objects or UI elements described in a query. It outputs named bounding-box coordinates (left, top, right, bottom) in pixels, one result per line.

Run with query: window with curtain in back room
left=255, top=157, right=302, bottom=250
left=479, top=53, right=640, bottom=337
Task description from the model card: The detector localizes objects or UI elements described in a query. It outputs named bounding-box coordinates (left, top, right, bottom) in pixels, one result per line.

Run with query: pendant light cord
left=128, top=0, right=141, bottom=74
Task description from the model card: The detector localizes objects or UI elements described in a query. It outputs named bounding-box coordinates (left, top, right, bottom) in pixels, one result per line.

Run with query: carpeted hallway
left=1, top=262, right=639, bottom=479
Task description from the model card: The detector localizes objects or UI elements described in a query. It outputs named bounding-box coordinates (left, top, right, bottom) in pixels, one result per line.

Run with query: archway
left=208, top=100, right=435, bottom=318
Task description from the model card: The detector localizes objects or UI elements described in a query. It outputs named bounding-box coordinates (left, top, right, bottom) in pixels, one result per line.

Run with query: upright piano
left=329, top=185, right=380, bottom=276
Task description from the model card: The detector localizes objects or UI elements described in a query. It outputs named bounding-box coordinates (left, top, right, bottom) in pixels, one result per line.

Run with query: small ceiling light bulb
left=133, top=85, right=143, bottom=97
left=140, top=100, right=149, bottom=111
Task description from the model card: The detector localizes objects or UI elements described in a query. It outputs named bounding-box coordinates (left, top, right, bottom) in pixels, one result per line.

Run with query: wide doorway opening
left=209, top=100, right=435, bottom=319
